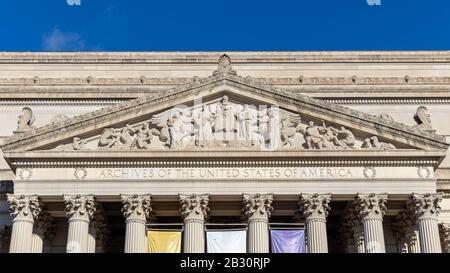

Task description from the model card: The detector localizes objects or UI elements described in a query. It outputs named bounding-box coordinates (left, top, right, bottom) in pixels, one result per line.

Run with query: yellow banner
left=147, top=231, right=182, bottom=253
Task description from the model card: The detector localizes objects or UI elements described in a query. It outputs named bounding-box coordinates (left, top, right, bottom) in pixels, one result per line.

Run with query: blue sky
left=0, top=0, right=449, bottom=51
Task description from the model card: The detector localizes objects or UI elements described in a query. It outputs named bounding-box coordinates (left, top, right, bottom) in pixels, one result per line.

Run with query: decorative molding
left=74, top=168, right=87, bottom=180
left=10, top=158, right=439, bottom=169
left=6, top=194, right=41, bottom=221
left=356, top=193, right=388, bottom=219
left=0, top=100, right=127, bottom=106
left=120, top=194, right=153, bottom=220
left=179, top=194, right=210, bottom=220
left=417, top=166, right=431, bottom=178
left=242, top=193, right=273, bottom=221
left=363, top=167, right=376, bottom=179
left=323, top=98, right=450, bottom=105
left=408, top=193, right=443, bottom=219
left=297, top=193, right=331, bottom=220
left=18, top=168, right=32, bottom=180
left=63, top=194, right=96, bottom=220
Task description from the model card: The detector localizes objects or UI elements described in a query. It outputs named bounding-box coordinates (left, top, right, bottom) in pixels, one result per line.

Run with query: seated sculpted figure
left=98, top=128, right=120, bottom=149
left=305, top=121, right=328, bottom=149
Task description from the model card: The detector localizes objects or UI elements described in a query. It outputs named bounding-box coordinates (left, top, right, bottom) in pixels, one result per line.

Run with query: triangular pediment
left=1, top=55, right=448, bottom=157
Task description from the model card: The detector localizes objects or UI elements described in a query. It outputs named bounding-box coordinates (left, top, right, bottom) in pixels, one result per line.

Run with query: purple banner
left=270, top=229, right=305, bottom=253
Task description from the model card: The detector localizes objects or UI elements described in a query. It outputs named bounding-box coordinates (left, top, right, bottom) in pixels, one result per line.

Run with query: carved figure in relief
left=413, top=106, right=434, bottom=132
left=330, top=126, right=356, bottom=148
left=193, top=104, right=214, bottom=147
left=237, top=104, right=257, bottom=146
left=362, top=136, right=396, bottom=150
left=132, top=123, right=160, bottom=150
left=305, top=120, right=327, bottom=149
left=72, top=137, right=87, bottom=150
left=98, top=128, right=121, bottom=149
left=16, top=107, right=36, bottom=132
left=214, top=95, right=237, bottom=133
left=280, top=113, right=302, bottom=148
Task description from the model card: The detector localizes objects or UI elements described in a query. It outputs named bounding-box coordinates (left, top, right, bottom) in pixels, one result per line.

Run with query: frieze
left=15, top=166, right=435, bottom=181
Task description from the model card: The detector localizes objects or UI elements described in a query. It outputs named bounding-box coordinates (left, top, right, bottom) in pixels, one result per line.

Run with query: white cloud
left=42, top=28, right=85, bottom=51
left=67, top=0, right=81, bottom=6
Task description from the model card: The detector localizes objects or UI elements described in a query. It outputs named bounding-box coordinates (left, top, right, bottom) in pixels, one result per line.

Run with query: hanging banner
left=147, top=230, right=182, bottom=253
left=270, top=229, right=305, bottom=253
left=206, top=230, right=247, bottom=253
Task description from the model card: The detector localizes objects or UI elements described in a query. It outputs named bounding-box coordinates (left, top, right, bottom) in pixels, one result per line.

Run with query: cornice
left=0, top=57, right=448, bottom=152
left=2, top=51, right=450, bottom=63
left=3, top=76, right=450, bottom=86
left=4, top=150, right=443, bottom=169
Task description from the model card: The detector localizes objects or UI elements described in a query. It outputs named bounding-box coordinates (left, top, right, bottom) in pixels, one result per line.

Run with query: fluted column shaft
left=417, top=217, right=441, bottom=253
left=298, top=193, right=331, bottom=253
left=31, top=233, right=43, bottom=253
left=180, top=194, right=209, bottom=253
left=356, top=193, right=388, bottom=253
left=406, top=227, right=421, bottom=253
left=409, top=193, right=443, bottom=253
left=242, top=193, right=273, bottom=253
left=64, top=194, right=96, bottom=253
left=121, top=194, right=152, bottom=253
left=124, top=214, right=147, bottom=253
left=362, top=216, right=385, bottom=253
left=7, top=194, right=40, bottom=253
left=10, top=216, right=34, bottom=253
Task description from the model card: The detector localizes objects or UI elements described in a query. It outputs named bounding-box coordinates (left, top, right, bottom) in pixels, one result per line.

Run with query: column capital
left=297, top=193, right=331, bottom=221
left=120, top=194, right=152, bottom=221
left=7, top=194, right=40, bottom=222
left=356, top=193, right=388, bottom=219
left=242, top=193, right=273, bottom=221
left=179, top=194, right=209, bottom=221
left=64, top=194, right=96, bottom=220
left=408, top=193, right=443, bottom=219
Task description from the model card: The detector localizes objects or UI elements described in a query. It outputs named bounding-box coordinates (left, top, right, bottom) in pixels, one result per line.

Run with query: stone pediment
left=1, top=55, right=448, bottom=155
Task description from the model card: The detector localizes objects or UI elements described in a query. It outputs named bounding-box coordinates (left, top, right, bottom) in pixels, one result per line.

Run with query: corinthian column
left=180, top=194, right=209, bottom=253
left=409, top=193, right=442, bottom=253
left=64, top=194, right=96, bottom=253
left=121, top=194, right=152, bottom=253
left=7, top=194, right=40, bottom=253
left=297, top=193, right=331, bottom=253
left=242, top=193, right=273, bottom=253
left=356, top=193, right=388, bottom=253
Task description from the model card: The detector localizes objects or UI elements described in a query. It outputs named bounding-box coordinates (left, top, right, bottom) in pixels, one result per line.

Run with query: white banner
left=206, top=230, right=247, bottom=253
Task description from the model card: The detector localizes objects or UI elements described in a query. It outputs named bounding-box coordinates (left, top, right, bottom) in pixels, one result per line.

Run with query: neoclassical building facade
left=0, top=51, right=449, bottom=253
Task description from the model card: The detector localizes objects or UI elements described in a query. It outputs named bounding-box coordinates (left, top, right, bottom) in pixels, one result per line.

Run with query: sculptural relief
left=47, top=95, right=399, bottom=152
left=362, top=136, right=396, bottom=150
left=15, top=107, right=36, bottom=133
left=413, top=106, right=434, bottom=132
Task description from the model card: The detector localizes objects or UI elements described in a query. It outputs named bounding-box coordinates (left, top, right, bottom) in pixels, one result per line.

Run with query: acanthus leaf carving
left=64, top=194, right=96, bottom=220
left=408, top=193, right=443, bottom=219
left=242, top=193, right=273, bottom=221
left=297, top=193, right=331, bottom=220
left=7, top=194, right=41, bottom=221
left=356, top=193, right=388, bottom=219
left=179, top=194, right=209, bottom=221
left=120, top=194, right=153, bottom=221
